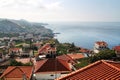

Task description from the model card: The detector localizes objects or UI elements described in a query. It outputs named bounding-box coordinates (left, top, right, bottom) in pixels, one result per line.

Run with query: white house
left=113, top=46, right=120, bottom=57
left=93, top=41, right=108, bottom=53
left=34, top=58, right=72, bottom=80
left=9, top=48, right=22, bottom=56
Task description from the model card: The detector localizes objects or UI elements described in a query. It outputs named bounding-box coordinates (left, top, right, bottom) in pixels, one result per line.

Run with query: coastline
left=46, top=22, right=120, bottom=49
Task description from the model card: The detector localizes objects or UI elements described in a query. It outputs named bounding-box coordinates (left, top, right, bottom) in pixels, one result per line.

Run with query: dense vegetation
left=75, top=50, right=117, bottom=68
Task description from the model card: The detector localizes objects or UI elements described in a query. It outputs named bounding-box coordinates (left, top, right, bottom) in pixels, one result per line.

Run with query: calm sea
left=46, top=22, right=120, bottom=49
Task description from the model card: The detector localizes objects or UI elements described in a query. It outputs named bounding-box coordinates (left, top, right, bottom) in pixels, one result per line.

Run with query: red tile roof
left=9, top=48, right=21, bottom=52
left=57, top=54, right=76, bottom=64
left=95, top=41, right=108, bottom=46
left=67, top=53, right=84, bottom=60
left=38, top=43, right=50, bottom=54
left=15, top=58, right=35, bottom=64
left=57, top=60, right=120, bottom=80
left=113, top=46, right=120, bottom=52
left=38, top=43, right=56, bottom=55
left=80, top=48, right=90, bottom=53
left=0, top=66, right=33, bottom=79
left=35, top=58, right=71, bottom=73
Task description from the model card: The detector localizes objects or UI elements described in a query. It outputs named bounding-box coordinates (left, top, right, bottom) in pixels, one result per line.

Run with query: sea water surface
left=46, top=22, right=120, bottom=49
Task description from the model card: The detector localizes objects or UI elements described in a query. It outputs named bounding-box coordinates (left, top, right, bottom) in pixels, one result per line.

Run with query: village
left=0, top=35, right=120, bottom=80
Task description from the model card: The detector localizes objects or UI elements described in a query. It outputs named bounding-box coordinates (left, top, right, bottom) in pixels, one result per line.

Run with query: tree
left=75, top=50, right=117, bottom=68
left=75, top=58, right=90, bottom=69
left=68, top=42, right=79, bottom=53
left=56, top=44, right=68, bottom=55
left=10, top=59, right=23, bottom=66
left=90, top=50, right=116, bottom=63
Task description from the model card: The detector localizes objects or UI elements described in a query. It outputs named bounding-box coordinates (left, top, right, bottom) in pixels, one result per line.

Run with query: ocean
left=46, top=22, right=120, bottom=49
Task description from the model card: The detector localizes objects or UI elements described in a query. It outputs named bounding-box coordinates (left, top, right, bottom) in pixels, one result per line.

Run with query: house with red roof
left=15, top=58, right=36, bottom=64
left=9, top=48, right=22, bottom=56
left=20, top=50, right=33, bottom=57
left=93, top=41, right=108, bottom=53
left=34, top=58, right=72, bottom=80
left=57, top=60, right=120, bottom=80
left=80, top=48, right=92, bottom=57
left=67, top=53, right=84, bottom=60
left=57, top=54, right=76, bottom=64
left=0, top=66, right=33, bottom=80
left=37, top=43, right=56, bottom=58
left=113, top=46, right=120, bottom=57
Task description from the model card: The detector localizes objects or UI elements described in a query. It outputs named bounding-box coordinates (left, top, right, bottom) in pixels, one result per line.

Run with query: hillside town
left=0, top=35, right=120, bottom=80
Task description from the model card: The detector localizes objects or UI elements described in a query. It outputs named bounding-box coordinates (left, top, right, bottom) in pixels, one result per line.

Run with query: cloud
left=0, top=0, right=65, bottom=22
left=45, top=2, right=63, bottom=10
left=0, top=0, right=62, bottom=11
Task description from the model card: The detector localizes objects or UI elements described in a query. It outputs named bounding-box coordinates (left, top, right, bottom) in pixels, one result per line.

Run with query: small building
left=15, top=58, right=36, bottom=64
left=57, top=60, right=120, bottom=80
left=37, top=43, right=56, bottom=59
left=57, top=54, right=76, bottom=65
left=34, top=58, right=72, bottom=80
left=20, top=50, right=33, bottom=57
left=0, top=47, right=9, bottom=62
left=67, top=53, right=85, bottom=60
left=113, top=46, right=120, bottom=57
left=80, top=48, right=91, bottom=57
left=93, top=41, right=108, bottom=53
left=0, top=66, right=33, bottom=80
left=9, top=48, right=22, bottom=56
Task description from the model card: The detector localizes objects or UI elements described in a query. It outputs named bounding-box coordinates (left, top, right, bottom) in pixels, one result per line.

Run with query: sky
left=0, top=0, right=120, bottom=22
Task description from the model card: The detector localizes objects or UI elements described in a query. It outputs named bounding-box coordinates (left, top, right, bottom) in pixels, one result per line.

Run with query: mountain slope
left=0, top=19, right=53, bottom=36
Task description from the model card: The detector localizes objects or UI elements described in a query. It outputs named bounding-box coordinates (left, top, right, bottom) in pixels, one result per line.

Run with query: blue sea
left=46, top=22, right=120, bottom=49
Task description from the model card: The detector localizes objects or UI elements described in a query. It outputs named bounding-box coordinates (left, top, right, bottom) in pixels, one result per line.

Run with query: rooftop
left=0, top=66, right=33, bottom=79
left=113, top=46, right=120, bottom=52
left=57, top=60, right=120, bottom=80
left=57, top=54, right=75, bottom=64
left=38, top=43, right=56, bottom=55
left=95, top=41, right=108, bottom=46
left=9, top=48, right=21, bottom=51
left=67, top=53, right=84, bottom=60
left=35, top=58, right=71, bottom=73
left=15, top=58, right=35, bottom=64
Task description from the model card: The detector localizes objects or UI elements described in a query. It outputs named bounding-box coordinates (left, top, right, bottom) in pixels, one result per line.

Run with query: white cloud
left=0, top=0, right=63, bottom=22
left=0, top=0, right=62, bottom=11
left=45, top=2, right=62, bottom=10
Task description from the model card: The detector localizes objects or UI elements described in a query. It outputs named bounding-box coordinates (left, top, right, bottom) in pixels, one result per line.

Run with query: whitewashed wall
left=35, top=73, right=67, bottom=80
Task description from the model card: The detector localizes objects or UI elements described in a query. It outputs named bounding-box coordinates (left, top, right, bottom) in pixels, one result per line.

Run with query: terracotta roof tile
left=0, top=66, right=33, bottom=79
left=57, top=54, right=76, bottom=64
left=67, top=53, right=84, bottom=60
left=38, top=43, right=50, bottom=54
left=80, top=48, right=90, bottom=53
left=9, top=48, right=21, bottom=51
left=35, top=58, right=71, bottom=73
left=57, top=60, right=120, bottom=80
left=38, top=43, right=56, bottom=55
left=113, top=46, right=120, bottom=52
left=95, top=41, right=108, bottom=46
